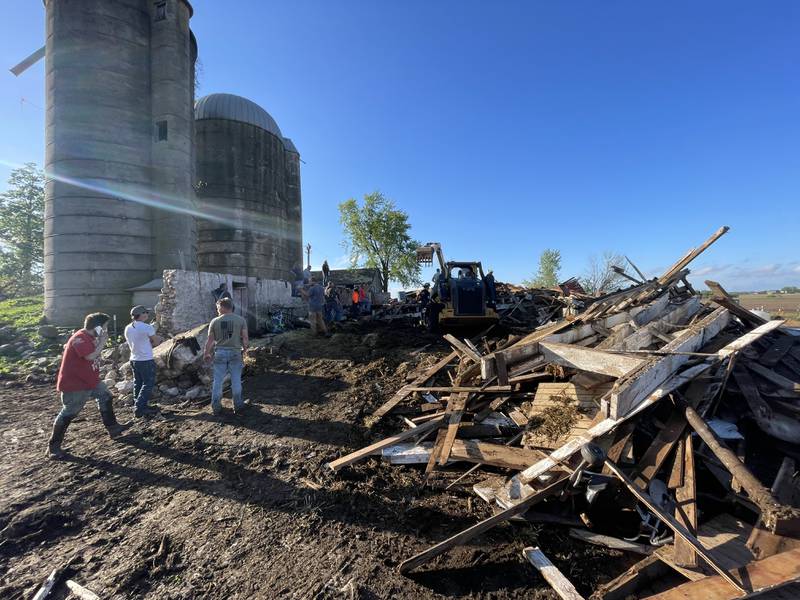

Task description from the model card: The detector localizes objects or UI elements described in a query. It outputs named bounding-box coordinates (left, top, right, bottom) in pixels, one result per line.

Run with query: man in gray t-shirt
left=301, top=277, right=328, bottom=336
left=203, top=298, right=249, bottom=415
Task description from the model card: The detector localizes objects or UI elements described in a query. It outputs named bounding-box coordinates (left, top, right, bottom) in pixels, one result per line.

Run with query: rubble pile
left=101, top=323, right=212, bottom=404
left=327, top=227, right=800, bottom=599
left=0, top=324, right=72, bottom=385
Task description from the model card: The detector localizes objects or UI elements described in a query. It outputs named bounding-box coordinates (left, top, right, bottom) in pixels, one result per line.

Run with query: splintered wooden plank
left=643, top=548, right=800, bottom=600
left=371, top=351, right=457, bottom=420
left=538, top=342, right=644, bottom=377
left=522, top=547, right=586, bottom=600
left=705, top=279, right=768, bottom=328
left=745, top=360, right=800, bottom=393
left=327, top=416, right=444, bottom=470
left=568, top=529, right=655, bottom=555
left=609, top=307, right=731, bottom=419
left=613, top=297, right=702, bottom=352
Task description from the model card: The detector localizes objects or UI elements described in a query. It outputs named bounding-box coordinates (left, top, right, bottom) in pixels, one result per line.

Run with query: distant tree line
left=0, top=163, right=45, bottom=299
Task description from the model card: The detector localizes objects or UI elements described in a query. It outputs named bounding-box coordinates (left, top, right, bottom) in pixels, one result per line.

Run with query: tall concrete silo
left=195, top=93, right=302, bottom=281
left=44, top=0, right=197, bottom=325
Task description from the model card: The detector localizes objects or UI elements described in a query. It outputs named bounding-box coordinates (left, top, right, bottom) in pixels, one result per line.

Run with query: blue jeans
left=211, top=348, right=243, bottom=411
left=131, top=360, right=156, bottom=413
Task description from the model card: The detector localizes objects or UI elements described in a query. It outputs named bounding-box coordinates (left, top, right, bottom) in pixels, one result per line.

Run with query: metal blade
left=10, top=46, right=45, bottom=76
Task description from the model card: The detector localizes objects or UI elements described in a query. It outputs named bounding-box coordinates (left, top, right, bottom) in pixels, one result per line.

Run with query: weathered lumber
left=444, top=334, right=482, bottom=363
left=538, top=342, right=644, bottom=377
left=327, top=416, right=444, bottom=471
left=759, top=335, right=797, bottom=367
left=569, top=529, right=655, bottom=555
left=446, top=431, right=525, bottom=490
left=633, top=409, right=687, bottom=487
left=705, top=279, right=767, bottom=328
left=680, top=397, right=800, bottom=535
left=659, top=226, right=729, bottom=286
left=589, top=554, right=670, bottom=600
left=609, top=307, right=730, bottom=419
left=398, top=474, right=568, bottom=574
left=449, top=439, right=546, bottom=471
left=522, top=546, right=586, bottom=600
left=745, top=360, right=800, bottom=393
left=604, top=459, right=746, bottom=593
left=32, top=568, right=61, bottom=600
left=672, top=433, right=698, bottom=567
left=642, top=547, right=800, bottom=600
left=371, top=351, right=457, bottom=421
left=510, top=363, right=712, bottom=496
left=404, top=385, right=512, bottom=393
left=611, top=297, right=702, bottom=352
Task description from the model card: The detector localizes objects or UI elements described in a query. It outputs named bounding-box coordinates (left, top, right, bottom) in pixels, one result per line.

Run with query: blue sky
left=2, top=1, right=798, bottom=292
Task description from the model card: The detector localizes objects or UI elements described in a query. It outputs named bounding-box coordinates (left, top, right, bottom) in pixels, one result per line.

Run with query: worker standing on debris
left=124, top=306, right=163, bottom=418
left=46, top=312, right=129, bottom=459
left=322, top=259, right=330, bottom=286
left=204, top=298, right=249, bottom=416
left=484, top=270, right=496, bottom=307
left=419, top=283, right=431, bottom=311
left=301, top=276, right=328, bottom=336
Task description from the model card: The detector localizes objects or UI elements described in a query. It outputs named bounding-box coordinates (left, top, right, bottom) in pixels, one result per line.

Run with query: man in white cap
left=124, top=305, right=163, bottom=418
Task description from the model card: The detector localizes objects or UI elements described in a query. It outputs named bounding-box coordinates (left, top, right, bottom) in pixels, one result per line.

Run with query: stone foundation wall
left=157, top=269, right=304, bottom=335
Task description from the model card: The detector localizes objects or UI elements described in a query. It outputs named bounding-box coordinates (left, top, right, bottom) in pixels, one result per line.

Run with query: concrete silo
left=44, top=0, right=197, bottom=325
left=195, top=93, right=302, bottom=281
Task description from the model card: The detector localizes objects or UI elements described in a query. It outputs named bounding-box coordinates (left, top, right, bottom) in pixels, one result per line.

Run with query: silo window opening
left=157, top=120, right=168, bottom=141
left=155, top=2, right=167, bottom=21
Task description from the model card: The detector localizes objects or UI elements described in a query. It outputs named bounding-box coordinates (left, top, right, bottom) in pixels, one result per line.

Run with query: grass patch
left=0, top=296, right=44, bottom=329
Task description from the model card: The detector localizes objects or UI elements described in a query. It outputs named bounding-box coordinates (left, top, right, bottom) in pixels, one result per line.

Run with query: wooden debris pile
left=328, top=226, right=800, bottom=599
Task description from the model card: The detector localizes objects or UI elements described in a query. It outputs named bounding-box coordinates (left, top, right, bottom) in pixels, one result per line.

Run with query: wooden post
left=523, top=547, right=585, bottom=600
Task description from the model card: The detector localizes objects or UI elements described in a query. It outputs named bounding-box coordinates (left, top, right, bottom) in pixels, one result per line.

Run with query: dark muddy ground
left=0, top=323, right=628, bottom=599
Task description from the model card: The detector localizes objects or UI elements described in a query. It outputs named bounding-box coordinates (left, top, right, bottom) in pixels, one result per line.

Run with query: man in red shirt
left=46, top=312, right=129, bottom=458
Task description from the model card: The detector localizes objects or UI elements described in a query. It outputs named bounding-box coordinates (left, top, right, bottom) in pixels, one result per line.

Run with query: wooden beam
left=370, top=351, right=457, bottom=421
left=759, top=335, right=797, bottom=367
left=746, top=458, right=800, bottom=560
left=612, top=297, right=702, bottom=352
left=449, top=439, right=547, bottom=471
left=589, top=554, right=670, bottom=600
left=705, top=279, right=767, bottom=328
left=641, top=547, right=800, bottom=600
left=657, top=226, right=729, bottom=286
left=609, top=307, right=730, bottom=419
left=523, top=547, right=586, bottom=600
left=745, top=360, right=800, bottom=393
left=327, top=416, right=444, bottom=470
left=633, top=409, right=687, bottom=487
left=404, top=385, right=512, bottom=393
left=672, top=433, right=698, bottom=567
left=444, top=334, right=482, bottom=363
left=604, top=459, right=746, bottom=594
left=398, top=474, right=569, bottom=574
left=539, top=341, right=644, bottom=377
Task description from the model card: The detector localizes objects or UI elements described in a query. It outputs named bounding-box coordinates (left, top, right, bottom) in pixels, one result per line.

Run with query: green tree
left=0, top=163, right=45, bottom=297
left=338, top=191, right=421, bottom=292
left=524, top=249, right=561, bottom=288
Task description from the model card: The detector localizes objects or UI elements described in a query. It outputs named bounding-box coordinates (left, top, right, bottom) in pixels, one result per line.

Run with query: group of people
left=46, top=298, right=249, bottom=459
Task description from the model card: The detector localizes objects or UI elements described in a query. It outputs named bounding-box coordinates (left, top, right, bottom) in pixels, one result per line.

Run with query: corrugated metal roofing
left=195, top=93, right=283, bottom=138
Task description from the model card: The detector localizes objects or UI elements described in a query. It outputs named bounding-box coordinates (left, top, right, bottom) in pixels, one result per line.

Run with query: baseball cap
left=130, top=305, right=151, bottom=318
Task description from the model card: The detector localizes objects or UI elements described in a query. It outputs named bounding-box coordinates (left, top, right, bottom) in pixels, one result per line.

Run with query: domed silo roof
left=283, top=137, right=299, bottom=154
left=195, top=93, right=283, bottom=138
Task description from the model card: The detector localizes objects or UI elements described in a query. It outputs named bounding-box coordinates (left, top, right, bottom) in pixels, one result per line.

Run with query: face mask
left=94, top=325, right=104, bottom=336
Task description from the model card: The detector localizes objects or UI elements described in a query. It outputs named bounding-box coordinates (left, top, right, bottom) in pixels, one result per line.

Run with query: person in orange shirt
left=351, top=288, right=360, bottom=318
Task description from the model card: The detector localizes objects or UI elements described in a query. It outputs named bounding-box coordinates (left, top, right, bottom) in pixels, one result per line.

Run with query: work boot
left=45, top=417, right=71, bottom=459
left=133, top=405, right=159, bottom=419
left=100, top=405, right=132, bottom=438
